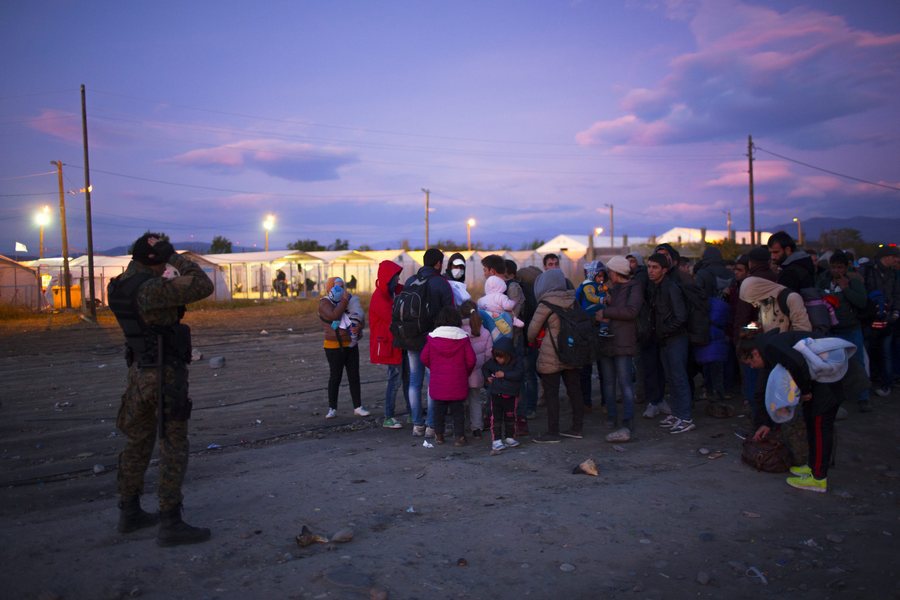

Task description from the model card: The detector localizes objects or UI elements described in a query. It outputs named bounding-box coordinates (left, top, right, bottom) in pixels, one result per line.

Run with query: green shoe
left=382, top=417, right=403, bottom=429
left=786, top=475, right=827, bottom=493
left=789, top=465, right=812, bottom=477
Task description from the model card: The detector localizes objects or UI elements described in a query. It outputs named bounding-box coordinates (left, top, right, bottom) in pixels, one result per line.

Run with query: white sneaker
left=642, top=404, right=659, bottom=418
left=354, top=406, right=371, bottom=417
left=491, top=440, right=506, bottom=451
left=325, top=408, right=337, bottom=419
left=503, top=437, right=520, bottom=448
left=658, top=400, right=673, bottom=415
left=424, top=427, right=436, bottom=438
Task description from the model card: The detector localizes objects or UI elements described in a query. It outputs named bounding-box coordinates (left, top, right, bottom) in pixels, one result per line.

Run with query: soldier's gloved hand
left=150, top=240, right=176, bottom=264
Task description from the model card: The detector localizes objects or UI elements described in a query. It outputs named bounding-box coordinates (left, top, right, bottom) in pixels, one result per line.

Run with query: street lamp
left=263, top=214, right=275, bottom=252
left=792, top=217, right=803, bottom=246
left=34, top=205, right=51, bottom=259
left=466, top=218, right=476, bottom=251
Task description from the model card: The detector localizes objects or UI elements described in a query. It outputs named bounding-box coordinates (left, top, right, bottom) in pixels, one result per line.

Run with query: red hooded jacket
left=369, top=260, right=404, bottom=365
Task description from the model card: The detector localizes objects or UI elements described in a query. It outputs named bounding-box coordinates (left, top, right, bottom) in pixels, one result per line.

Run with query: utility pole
left=52, top=160, right=72, bottom=309
left=421, top=188, right=430, bottom=249
left=726, top=210, right=733, bottom=241
left=81, top=84, right=96, bottom=321
left=747, top=135, right=756, bottom=246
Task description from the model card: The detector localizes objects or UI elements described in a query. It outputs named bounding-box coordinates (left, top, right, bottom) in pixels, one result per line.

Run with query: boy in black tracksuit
left=482, top=337, right=524, bottom=453
left=739, top=329, right=867, bottom=493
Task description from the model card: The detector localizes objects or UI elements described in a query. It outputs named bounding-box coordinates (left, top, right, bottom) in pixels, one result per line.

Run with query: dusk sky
left=2, top=0, right=899, bottom=255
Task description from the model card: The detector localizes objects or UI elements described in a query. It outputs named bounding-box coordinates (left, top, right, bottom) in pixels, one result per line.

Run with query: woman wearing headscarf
left=527, top=269, right=585, bottom=443
left=318, top=276, right=370, bottom=419
left=444, top=252, right=471, bottom=305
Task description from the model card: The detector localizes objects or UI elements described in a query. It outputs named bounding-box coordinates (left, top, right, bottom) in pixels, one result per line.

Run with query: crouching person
left=108, top=233, right=214, bottom=546
left=739, top=329, right=867, bottom=493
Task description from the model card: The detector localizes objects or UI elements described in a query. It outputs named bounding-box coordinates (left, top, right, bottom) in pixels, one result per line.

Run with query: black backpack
left=539, top=300, right=599, bottom=367
left=676, top=280, right=711, bottom=346
left=777, top=287, right=835, bottom=335
left=390, top=274, right=433, bottom=351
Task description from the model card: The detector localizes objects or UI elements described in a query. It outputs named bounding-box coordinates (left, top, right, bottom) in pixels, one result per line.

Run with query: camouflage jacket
left=118, top=254, right=214, bottom=326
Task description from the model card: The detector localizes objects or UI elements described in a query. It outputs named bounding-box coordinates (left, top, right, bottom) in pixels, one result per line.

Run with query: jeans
left=659, top=335, right=692, bottom=421
left=383, top=365, right=401, bottom=419
left=407, top=350, right=435, bottom=427
left=740, top=363, right=758, bottom=420
left=467, top=388, right=485, bottom=431
left=324, top=346, right=361, bottom=409
left=640, top=339, right=665, bottom=406
left=600, top=355, right=635, bottom=426
left=834, top=327, right=869, bottom=402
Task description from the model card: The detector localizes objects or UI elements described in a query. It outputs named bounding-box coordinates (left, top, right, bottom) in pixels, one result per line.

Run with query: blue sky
left=2, top=0, right=899, bottom=254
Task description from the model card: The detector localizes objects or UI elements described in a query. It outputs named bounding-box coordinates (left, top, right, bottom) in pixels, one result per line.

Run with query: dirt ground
left=1, top=300, right=899, bottom=600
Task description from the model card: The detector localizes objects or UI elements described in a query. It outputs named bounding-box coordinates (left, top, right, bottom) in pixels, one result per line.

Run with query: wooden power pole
left=747, top=135, right=756, bottom=246
left=52, top=160, right=72, bottom=309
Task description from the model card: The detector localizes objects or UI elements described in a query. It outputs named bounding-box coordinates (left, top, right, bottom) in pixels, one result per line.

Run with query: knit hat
left=606, top=256, right=631, bottom=276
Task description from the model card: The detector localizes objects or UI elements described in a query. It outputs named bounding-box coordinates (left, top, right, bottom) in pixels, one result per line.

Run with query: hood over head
left=739, top=276, right=786, bottom=305
left=444, top=252, right=467, bottom=282
left=701, top=246, right=723, bottom=263
left=534, top=268, right=566, bottom=301
left=484, top=275, right=508, bottom=295
left=583, top=260, right=606, bottom=281
left=376, top=260, right=403, bottom=294
left=492, top=336, right=515, bottom=356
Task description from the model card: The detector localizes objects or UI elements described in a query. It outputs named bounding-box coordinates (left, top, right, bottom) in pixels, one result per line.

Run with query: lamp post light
left=34, top=205, right=51, bottom=259
left=466, top=218, right=476, bottom=251
left=263, top=214, right=275, bottom=252
left=792, top=217, right=803, bottom=246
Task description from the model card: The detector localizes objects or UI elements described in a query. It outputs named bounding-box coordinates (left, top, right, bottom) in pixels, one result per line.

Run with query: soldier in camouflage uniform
left=108, top=232, right=214, bottom=546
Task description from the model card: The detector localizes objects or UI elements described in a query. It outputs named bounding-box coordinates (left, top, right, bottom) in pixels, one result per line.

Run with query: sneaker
left=559, top=430, right=583, bottom=439
left=412, top=425, right=425, bottom=437
left=491, top=439, right=506, bottom=452
left=786, top=475, right=827, bottom=493
left=533, top=433, right=562, bottom=444
left=658, top=415, right=679, bottom=428
left=325, top=408, right=337, bottom=419
left=669, top=419, right=696, bottom=434
left=424, top=427, right=435, bottom=438
left=789, top=465, right=812, bottom=477
left=605, top=427, right=632, bottom=443
left=382, top=417, right=403, bottom=429
left=835, top=406, right=848, bottom=421
left=503, top=437, right=520, bottom=448
left=354, top=406, right=371, bottom=417
left=642, top=403, right=660, bottom=419
left=875, top=387, right=891, bottom=397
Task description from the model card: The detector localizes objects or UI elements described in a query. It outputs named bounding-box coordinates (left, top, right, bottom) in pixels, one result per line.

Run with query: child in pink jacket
left=460, top=300, right=493, bottom=438
left=421, top=306, right=476, bottom=446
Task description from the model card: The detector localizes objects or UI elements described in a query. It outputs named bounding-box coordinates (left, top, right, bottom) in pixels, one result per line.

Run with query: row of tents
left=0, top=248, right=603, bottom=311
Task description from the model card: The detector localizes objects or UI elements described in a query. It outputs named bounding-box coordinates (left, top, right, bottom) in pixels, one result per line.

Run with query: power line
left=755, top=145, right=900, bottom=193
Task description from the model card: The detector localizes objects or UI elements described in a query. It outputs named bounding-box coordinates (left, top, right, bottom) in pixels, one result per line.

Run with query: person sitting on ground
left=482, top=337, right=524, bottom=454
left=420, top=306, right=476, bottom=446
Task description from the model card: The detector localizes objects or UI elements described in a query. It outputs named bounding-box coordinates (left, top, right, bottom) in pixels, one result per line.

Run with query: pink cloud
left=705, top=160, right=791, bottom=187
left=27, top=109, right=82, bottom=144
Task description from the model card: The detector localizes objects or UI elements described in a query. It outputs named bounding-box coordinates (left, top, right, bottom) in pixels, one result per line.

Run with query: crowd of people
left=320, top=233, right=899, bottom=494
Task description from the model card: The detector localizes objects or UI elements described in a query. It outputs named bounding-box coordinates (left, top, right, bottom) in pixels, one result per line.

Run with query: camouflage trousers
left=116, top=362, right=191, bottom=511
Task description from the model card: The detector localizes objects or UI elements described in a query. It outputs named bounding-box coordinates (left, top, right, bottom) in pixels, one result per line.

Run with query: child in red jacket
left=421, top=306, right=476, bottom=445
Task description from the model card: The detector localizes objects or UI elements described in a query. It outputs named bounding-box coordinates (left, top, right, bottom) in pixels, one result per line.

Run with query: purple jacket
left=421, top=326, right=476, bottom=401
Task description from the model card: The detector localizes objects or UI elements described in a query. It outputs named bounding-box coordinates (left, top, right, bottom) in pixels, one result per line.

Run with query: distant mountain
left=765, top=216, right=900, bottom=244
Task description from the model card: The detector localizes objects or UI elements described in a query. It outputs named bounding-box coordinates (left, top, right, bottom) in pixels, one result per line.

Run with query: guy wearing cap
left=107, top=232, right=214, bottom=545
left=739, top=329, right=867, bottom=493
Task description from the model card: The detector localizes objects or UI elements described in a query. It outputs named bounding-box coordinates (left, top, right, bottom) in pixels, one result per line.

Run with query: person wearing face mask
left=444, top=252, right=471, bottom=305
left=319, top=276, right=370, bottom=419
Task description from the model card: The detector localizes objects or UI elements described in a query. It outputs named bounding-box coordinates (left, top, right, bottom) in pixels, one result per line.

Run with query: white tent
left=0, top=255, right=41, bottom=309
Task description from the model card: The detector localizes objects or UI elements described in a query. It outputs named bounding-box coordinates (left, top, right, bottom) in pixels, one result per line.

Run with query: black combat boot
left=157, top=504, right=211, bottom=547
left=117, top=496, right=159, bottom=533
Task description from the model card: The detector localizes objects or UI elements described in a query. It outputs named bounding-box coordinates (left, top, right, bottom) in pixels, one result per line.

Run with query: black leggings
left=434, top=400, right=465, bottom=437
left=803, top=401, right=838, bottom=479
left=324, top=346, right=361, bottom=409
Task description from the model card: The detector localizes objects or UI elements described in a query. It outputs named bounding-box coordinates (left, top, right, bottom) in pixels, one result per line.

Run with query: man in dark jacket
left=694, top=246, right=734, bottom=299
left=645, top=253, right=694, bottom=434
left=860, top=245, right=900, bottom=397
left=399, top=248, right=455, bottom=437
left=768, top=231, right=815, bottom=292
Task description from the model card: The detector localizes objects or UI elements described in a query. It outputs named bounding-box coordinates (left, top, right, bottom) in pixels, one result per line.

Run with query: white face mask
left=451, top=268, right=464, bottom=279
